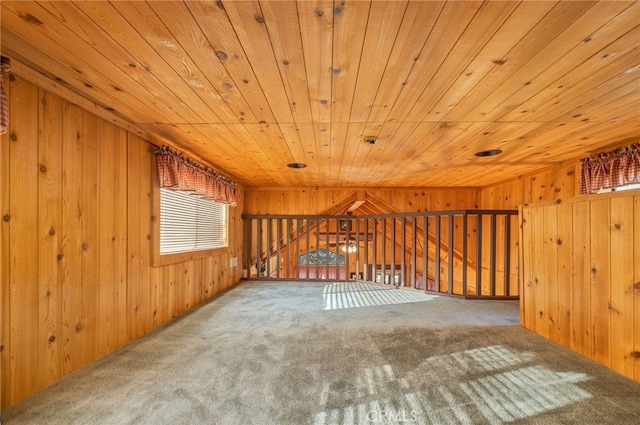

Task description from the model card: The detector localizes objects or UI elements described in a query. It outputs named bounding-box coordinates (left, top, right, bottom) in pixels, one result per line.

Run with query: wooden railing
left=242, top=210, right=519, bottom=299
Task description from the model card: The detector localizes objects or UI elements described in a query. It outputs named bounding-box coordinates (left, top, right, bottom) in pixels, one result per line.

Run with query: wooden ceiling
left=1, top=1, right=639, bottom=188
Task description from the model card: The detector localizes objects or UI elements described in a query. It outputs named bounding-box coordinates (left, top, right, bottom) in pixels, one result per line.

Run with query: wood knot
left=40, top=164, right=47, bottom=173
left=48, top=335, right=56, bottom=343
left=3, top=214, right=10, bottom=222
left=556, top=239, right=562, bottom=245
left=254, top=14, right=264, bottom=23
left=0, top=345, right=3, bottom=352
left=614, top=223, right=621, bottom=230
left=555, top=198, right=562, bottom=204
left=631, top=351, right=640, bottom=359
left=215, top=50, right=228, bottom=61
left=634, top=282, right=640, bottom=290
left=49, top=227, right=56, bottom=236
left=75, top=323, right=83, bottom=332
left=81, top=242, right=89, bottom=251
left=591, top=267, right=597, bottom=274
left=57, top=254, right=64, bottom=261
left=10, top=133, right=17, bottom=141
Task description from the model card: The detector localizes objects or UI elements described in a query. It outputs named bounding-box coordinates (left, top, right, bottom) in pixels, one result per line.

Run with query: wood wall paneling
left=8, top=74, right=40, bottom=405
left=520, top=192, right=640, bottom=383
left=1, top=75, right=242, bottom=409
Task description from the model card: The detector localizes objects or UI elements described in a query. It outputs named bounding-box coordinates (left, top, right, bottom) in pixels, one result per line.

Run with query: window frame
left=151, top=171, right=229, bottom=267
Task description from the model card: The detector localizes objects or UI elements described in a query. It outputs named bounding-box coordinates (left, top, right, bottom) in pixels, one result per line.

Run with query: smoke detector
left=360, top=136, right=378, bottom=145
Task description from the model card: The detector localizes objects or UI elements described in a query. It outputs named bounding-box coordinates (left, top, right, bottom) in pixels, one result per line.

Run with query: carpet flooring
left=3, top=281, right=640, bottom=425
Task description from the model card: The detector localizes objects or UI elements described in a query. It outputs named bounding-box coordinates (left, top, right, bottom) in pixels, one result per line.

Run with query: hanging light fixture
left=340, top=238, right=357, bottom=253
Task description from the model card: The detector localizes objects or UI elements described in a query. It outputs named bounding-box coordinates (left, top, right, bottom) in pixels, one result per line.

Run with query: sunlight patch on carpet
left=312, top=345, right=592, bottom=424
left=322, top=282, right=438, bottom=310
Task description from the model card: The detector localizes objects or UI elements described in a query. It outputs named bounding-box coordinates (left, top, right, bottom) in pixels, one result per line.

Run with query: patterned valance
left=299, top=249, right=345, bottom=265
left=155, top=145, right=237, bottom=206
left=579, top=142, right=640, bottom=194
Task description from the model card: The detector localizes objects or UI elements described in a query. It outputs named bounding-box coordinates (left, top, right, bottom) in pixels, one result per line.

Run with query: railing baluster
left=245, top=218, right=252, bottom=279
left=490, top=213, right=496, bottom=297
left=476, top=214, right=483, bottom=296
left=435, top=215, right=441, bottom=293
left=315, top=219, right=320, bottom=280
left=448, top=214, right=454, bottom=295
left=372, top=219, right=377, bottom=283
left=381, top=219, right=387, bottom=285
left=504, top=214, right=511, bottom=296
left=276, top=219, right=282, bottom=279
left=354, top=218, right=360, bottom=280
left=410, top=216, right=416, bottom=289
left=326, top=218, right=331, bottom=280
left=400, top=217, right=406, bottom=288
left=462, top=212, right=468, bottom=297
left=256, top=219, right=262, bottom=278
left=266, top=218, right=272, bottom=278
left=363, top=219, right=369, bottom=281
left=296, top=219, right=301, bottom=280
left=423, top=216, right=428, bottom=292
left=391, top=218, right=396, bottom=287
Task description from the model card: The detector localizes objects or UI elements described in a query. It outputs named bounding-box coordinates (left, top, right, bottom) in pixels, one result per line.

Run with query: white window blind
left=160, top=188, right=228, bottom=254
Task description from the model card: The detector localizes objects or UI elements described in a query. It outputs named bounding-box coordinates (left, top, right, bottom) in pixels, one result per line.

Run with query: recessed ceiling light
left=287, top=162, right=307, bottom=169
left=475, top=149, right=502, bottom=157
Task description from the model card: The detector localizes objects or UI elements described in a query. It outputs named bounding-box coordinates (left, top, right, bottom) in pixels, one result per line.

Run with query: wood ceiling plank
left=552, top=79, right=639, bottom=124
left=5, top=1, right=194, bottom=123
left=186, top=1, right=279, bottom=123
left=499, top=3, right=639, bottom=123
left=144, top=1, right=262, bottom=124
left=331, top=0, right=370, bottom=124
left=337, top=121, right=375, bottom=184
left=217, top=1, right=294, bottom=124
left=357, top=121, right=422, bottom=183
left=162, top=124, right=246, bottom=176
left=0, top=5, right=173, bottom=125
left=293, top=123, right=323, bottom=186
left=348, top=1, right=408, bottom=123
left=205, top=122, right=277, bottom=179
left=297, top=0, right=334, bottom=124
left=427, top=1, right=556, bottom=122
left=70, top=1, right=226, bottom=125
left=405, top=1, right=520, bottom=123
left=520, top=46, right=640, bottom=123
left=314, top=122, right=333, bottom=183
left=459, top=1, right=620, bottom=123
left=257, top=0, right=313, bottom=125
left=224, top=123, right=289, bottom=186
left=277, top=123, right=314, bottom=186
left=330, top=121, right=350, bottom=182
left=187, top=124, right=250, bottom=179
left=366, top=1, right=444, bottom=124
left=384, top=1, right=483, bottom=123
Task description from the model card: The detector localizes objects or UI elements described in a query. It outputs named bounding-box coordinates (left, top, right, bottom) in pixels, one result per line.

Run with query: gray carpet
left=4, top=281, right=640, bottom=425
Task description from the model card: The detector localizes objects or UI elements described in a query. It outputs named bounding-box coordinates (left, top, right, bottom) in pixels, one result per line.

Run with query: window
left=597, top=182, right=640, bottom=194
left=159, top=188, right=228, bottom=255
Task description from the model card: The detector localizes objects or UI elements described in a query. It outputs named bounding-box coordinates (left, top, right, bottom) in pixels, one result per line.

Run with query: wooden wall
left=0, top=74, right=243, bottom=409
left=244, top=187, right=480, bottom=215
left=520, top=190, right=640, bottom=383
left=480, top=162, right=580, bottom=209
